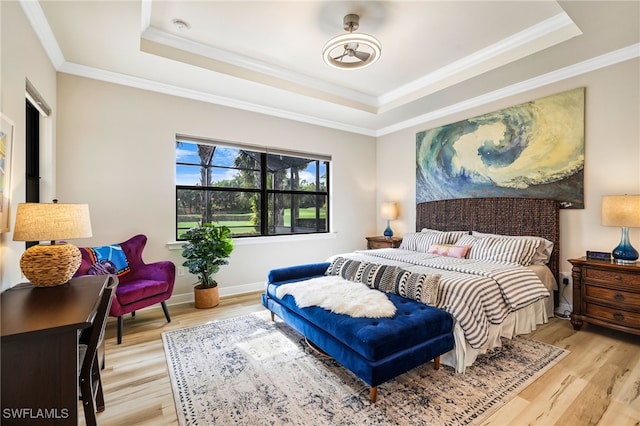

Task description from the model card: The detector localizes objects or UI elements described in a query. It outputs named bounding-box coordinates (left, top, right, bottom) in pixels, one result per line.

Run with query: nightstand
left=366, top=236, right=402, bottom=249
left=568, top=257, right=640, bottom=336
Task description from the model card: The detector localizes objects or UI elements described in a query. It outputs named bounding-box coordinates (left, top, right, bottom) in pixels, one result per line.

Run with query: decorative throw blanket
left=275, top=275, right=397, bottom=318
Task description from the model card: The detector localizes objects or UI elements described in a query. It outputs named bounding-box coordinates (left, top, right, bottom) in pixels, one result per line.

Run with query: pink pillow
left=428, top=244, right=471, bottom=259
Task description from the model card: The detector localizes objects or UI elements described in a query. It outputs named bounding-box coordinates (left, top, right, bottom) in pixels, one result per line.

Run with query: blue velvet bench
left=262, top=262, right=455, bottom=402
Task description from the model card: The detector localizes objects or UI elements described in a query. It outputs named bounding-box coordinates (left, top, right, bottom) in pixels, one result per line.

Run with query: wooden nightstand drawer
left=366, top=236, right=402, bottom=249
left=569, top=257, right=640, bottom=336
left=585, top=286, right=640, bottom=306
left=584, top=267, right=640, bottom=285
left=585, top=304, right=640, bottom=328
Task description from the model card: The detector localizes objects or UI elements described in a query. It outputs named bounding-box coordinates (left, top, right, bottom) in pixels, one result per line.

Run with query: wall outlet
left=560, top=272, right=572, bottom=286
left=177, top=267, right=185, bottom=276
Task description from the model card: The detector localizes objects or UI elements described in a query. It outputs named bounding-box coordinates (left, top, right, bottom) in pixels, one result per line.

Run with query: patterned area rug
left=162, top=311, right=568, bottom=425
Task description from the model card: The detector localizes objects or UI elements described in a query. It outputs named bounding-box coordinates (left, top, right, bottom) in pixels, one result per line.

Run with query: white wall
left=54, top=74, right=377, bottom=302
left=376, top=58, right=640, bottom=311
left=0, top=1, right=58, bottom=290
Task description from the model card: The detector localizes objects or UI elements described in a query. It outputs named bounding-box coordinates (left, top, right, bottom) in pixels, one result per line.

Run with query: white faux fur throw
left=275, top=275, right=396, bottom=318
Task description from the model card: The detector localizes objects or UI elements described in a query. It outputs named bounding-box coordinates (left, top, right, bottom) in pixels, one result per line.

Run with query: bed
left=334, top=197, right=560, bottom=373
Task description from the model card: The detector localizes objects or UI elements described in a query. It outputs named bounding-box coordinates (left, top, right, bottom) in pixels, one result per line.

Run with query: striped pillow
left=454, top=234, right=491, bottom=259
left=400, top=231, right=451, bottom=252
left=353, top=262, right=398, bottom=291
left=421, top=229, right=470, bottom=244
left=457, top=235, right=539, bottom=266
left=391, top=269, right=441, bottom=305
left=472, top=232, right=554, bottom=265
left=325, top=257, right=361, bottom=280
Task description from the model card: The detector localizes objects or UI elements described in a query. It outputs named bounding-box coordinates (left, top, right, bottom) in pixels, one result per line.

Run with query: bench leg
left=270, top=311, right=275, bottom=322
left=370, top=387, right=377, bottom=403
left=434, top=355, right=440, bottom=370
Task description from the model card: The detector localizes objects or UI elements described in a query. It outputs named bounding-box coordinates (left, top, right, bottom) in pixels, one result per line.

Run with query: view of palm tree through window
left=176, top=140, right=329, bottom=239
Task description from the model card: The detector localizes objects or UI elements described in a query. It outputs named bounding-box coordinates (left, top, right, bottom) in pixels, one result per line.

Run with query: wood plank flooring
left=85, top=293, right=640, bottom=426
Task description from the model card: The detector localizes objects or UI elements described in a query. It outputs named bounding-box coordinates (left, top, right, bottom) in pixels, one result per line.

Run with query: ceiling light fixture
left=322, top=14, right=381, bottom=70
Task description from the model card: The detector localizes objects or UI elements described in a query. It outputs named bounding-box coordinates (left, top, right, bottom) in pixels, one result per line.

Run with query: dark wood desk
left=1, top=275, right=108, bottom=425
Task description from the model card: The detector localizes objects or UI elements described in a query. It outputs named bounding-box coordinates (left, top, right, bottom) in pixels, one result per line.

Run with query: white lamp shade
left=380, top=202, right=398, bottom=220
left=13, top=203, right=92, bottom=242
left=602, top=195, right=640, bottom=228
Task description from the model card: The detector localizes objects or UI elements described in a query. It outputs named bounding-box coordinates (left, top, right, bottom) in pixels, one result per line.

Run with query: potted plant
left=181, top=223, right=234, bottom=308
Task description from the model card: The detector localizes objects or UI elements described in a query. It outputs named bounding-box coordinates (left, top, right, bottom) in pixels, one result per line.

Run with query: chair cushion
left=115, top=279, right=169, bottom=305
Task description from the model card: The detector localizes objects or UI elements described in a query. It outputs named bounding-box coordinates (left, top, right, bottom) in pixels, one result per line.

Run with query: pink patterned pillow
left=428, top=244, right=471, bottom=259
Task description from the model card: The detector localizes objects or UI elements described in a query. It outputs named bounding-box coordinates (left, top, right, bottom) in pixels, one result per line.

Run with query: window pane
left=211, top=146, right=239, bottom=167
left=318, top=161, right=328, bottom=191
left=177, top=188, right=260, bottom=238
left=176, top=142, right=201, bottom=164
left=296, top=160, right=321, bottom=192
left=267, top=193, right=327, bottom=235
left=176, top=164, right=205, bottom=186
left=267, top=154, right=319, bottom=191
left=212, top=167, right=261, bottom=189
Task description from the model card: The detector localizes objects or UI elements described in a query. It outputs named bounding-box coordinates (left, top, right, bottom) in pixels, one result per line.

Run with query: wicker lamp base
left=20, top=243, right=82, bottom=287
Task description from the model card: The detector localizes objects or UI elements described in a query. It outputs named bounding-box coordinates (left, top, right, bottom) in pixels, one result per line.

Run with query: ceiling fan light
left=322, top=33, right=382, bottom=70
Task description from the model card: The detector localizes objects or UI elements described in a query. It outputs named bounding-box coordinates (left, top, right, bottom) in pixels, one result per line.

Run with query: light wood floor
left=85, top=293, right=640, bottom=426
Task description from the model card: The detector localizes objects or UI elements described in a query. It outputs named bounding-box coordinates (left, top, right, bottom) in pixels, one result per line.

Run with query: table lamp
left=602, top=195, right=640, bottom=264
left=13, top=201, right=92, bottom=286
left=380, top=202, right=398, bottom=239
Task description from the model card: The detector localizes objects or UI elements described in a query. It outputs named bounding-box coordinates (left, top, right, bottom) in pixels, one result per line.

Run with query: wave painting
left=416, top=87, right=584, bottom=208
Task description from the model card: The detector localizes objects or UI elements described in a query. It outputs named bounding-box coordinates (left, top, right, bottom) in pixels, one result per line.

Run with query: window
left=176, top=136, right=330, bottom=239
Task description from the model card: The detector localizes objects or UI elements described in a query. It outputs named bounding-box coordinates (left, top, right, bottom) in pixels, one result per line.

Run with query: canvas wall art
left=416, top=87, right=585, bottom=208
left=1, top=113, right=15, bottom=232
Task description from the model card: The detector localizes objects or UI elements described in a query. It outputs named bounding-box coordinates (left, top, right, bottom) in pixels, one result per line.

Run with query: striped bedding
left=335, top=249, right=550, bottom=349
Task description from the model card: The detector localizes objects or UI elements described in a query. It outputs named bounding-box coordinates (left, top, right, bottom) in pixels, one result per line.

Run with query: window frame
left=176, top=136, right=330, bottom=240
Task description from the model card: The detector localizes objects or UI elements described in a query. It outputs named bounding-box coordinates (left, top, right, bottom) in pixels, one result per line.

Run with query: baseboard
left=166, top=281, right=265, bottom=307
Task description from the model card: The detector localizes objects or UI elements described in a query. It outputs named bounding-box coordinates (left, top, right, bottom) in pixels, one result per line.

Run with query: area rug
left=162, top=311, right=568, bottom=425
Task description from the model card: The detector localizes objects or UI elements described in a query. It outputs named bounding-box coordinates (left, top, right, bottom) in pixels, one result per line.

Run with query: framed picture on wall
left=416, top=87, right=585, bottom=208
left=1, top=113, right=15, bottom=233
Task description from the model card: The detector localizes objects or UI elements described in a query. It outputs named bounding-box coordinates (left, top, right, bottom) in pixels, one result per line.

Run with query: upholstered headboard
left=416, top=197, right=560, bottom=281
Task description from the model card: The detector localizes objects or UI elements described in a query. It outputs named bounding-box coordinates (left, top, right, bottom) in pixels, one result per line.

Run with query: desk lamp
left=13, top=201, right=92, bottom=286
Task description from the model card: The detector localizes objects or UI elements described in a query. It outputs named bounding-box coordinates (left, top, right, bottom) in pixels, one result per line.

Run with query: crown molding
left=378, top=12, right=581, bottom=110
left=58, top=62, right=378, bottom=137
left=140, top=26, right=379, bottom=109
left=377, top=43, right=640, bottom=136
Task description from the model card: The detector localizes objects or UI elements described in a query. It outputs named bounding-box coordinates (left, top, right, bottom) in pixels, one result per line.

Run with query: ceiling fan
left=334, top=15, right=371, bottom=62
left=322, top=14, right=382, bottom=70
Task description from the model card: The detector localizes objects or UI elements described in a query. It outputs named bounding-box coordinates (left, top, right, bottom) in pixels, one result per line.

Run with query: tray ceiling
left=23, top=1, right=640, bottom=135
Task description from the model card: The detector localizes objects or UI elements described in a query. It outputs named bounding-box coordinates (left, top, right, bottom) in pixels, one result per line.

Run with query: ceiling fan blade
left=333, top=52, right=349, bottom=61
left=354, top=50, right=371, bottom=61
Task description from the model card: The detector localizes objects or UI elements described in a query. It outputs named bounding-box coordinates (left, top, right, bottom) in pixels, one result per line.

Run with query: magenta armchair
left=76, top=234, right=175, bottom=344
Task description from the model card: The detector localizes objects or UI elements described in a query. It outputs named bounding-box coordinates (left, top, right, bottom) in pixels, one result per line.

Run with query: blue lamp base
left=612, top=227, right=638, bottom=264
left=383, top=220, right=393, bottom=239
